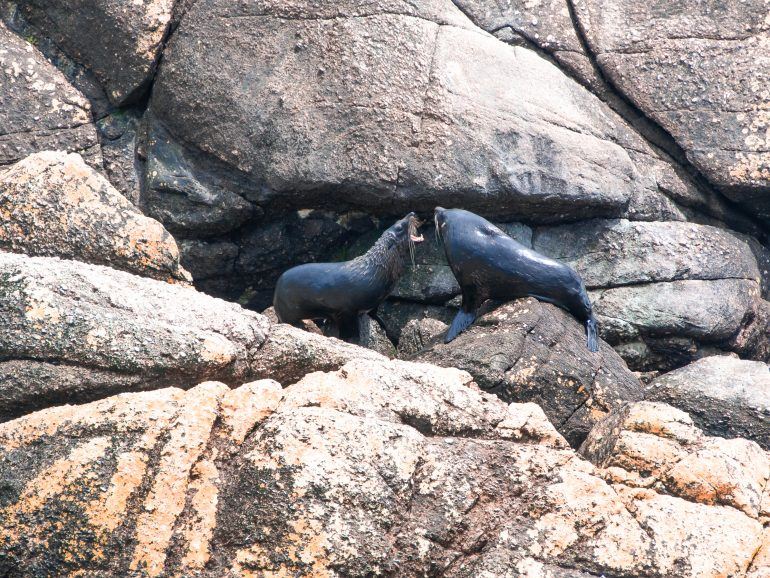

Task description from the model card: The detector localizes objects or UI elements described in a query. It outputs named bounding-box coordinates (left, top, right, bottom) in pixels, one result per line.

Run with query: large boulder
left=14, top=0, right=176, bottom=105
left=415, top=298, right=643, bottom=446
left=581, top=401, right=769, bottom=521
left=533, top=219, right=760, bottom=288
left=645, top=356, right=770, bottom=449
left=0, top=251, right=267, bottom=421
left=147, top=0, right=681, bottom=222
left=591, top=279, right=765, bottom=355
left=0, top=21, right=99, bottom=167
left=0, top=360, right=766, bottom=577
left=534, top=219, right=770, bottom=369
left=0, top=151, right=189, bottom=282
left=573, top=0, right=770, bottom=218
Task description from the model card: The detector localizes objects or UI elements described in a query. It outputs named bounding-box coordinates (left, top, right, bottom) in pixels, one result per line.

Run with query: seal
left=434, top=207, right=599, bottom=351
left=273, top=212, right=424, bottom=342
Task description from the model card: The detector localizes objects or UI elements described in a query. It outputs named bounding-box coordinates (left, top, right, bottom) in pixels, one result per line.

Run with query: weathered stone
left=0, top=361, right=765, bottom=577
left=250, top=322, right=385, bottom=385
left=0, top=21, right=99, bottom=167
left=358, top=314, right=397, bottom=357
left=179, top=238, right=239, bottom=281
left=150, top=0, right=675, bottom=222
left=581, top=401, right=770, bottom=520
left=591, top=278, right=761, bottom=343
left=397, top=317, right=448, bottom=357
left=416, top=298, right=643, bottom=446
left=0, top=151, right=189, bottom=282
left=573, top=0, right=770, bottom=218
left=452, top=0, right=602, bottom=89
left=533, top=219, right=760, bottom=288
left=0, top=252, right=267, bottom=420
left=646, top=356, right=770, bottom=449
left=96, top=107, right=142, bottom=203
left=393, top=263, right=460, bottom=303
left=140, top=117, right=257, bottom=237
left=378, top=299, right=458, bottom=342
left=16, top=0, right=175, bottom=105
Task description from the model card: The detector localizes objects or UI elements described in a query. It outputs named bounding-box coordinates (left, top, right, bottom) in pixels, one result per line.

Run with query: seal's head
left=435, top=207, right=491, bottom=244
left=434, top=206, right=459, bottom=245
left=387, top=212, right=425, bottom=245
left=365, top=212, right=425, bottom=272
left=387, top=212, right=424, bottom=265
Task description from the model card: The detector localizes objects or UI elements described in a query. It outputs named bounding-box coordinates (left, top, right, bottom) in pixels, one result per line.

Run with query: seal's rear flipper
left=444, top=309, right=477, bottom=343
left=586, top=316, right=599, bottom=352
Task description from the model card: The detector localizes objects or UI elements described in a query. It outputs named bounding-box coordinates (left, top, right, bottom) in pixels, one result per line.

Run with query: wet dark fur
left=273, top=213, right=420, bottom=342
left=435, top=208, right=599, bottom=351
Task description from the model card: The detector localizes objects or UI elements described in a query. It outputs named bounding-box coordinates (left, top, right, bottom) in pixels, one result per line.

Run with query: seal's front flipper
left=586, top=316, right=599, bottom=352
left=444, top=309, right=477, bottom=343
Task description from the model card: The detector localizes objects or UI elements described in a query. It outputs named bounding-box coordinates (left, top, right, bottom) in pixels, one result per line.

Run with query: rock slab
left=416, top=298, right=643, bottom=446
left=0, top=360, right=766, bottom=577
left=646, top=356, right=770, bottom=449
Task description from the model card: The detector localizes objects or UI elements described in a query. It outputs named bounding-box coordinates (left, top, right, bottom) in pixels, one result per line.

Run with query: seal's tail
left=586, top=315, right=599, bottom=353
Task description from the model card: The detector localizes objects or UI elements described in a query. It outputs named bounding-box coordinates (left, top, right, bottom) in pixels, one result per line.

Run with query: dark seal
left=434, top=207, right=599, bottom=351
left=274, top=213, right=424, bottom=342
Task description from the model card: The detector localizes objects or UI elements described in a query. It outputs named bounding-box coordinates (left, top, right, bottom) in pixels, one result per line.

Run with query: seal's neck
left=356, top=231, right=410, bottom=288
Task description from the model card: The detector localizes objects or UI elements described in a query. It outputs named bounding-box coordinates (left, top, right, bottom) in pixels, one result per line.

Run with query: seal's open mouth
left=407, top=215, right=424, bottom=267
left=408, top=216, right=425, bottom=243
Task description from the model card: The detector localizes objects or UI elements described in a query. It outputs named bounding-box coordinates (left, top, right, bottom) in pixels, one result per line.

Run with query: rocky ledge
left=1, top=359, right=767, bottom=577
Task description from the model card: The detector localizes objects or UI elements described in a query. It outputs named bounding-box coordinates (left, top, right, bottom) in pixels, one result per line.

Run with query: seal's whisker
left=408, top=218, right=419, bottom=268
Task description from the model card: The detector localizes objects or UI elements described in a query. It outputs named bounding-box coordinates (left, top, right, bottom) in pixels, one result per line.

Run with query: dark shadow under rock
left=415, top=297, right=643, bottom=447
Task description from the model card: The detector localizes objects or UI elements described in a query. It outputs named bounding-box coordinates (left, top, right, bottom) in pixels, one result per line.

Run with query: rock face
left=1, top=361, right=767, bottom=577
left=416, top=298, right=643, bottom=446
left=15, top=0, right=175, bottom=105
left=646, top=356, right=770, bottom=449
left=0, top=252, right=267, bottom=421
left=0, top=151, right=189, bottom=282
left=533, top=219, right=760, bottom=289
left=581, top=401, right=769, bottom=524
left=0, top=1, right=769, bottom=575
left=149, top=0, right=679, bottom=222
left=573, top=0, right=770, bottom=218
left=0, top=21, right=99, bottom=167
left=452, top=0, right=601, bottom=90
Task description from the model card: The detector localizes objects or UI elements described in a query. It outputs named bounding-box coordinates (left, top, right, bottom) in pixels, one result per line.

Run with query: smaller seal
left=273, top=212, right=424, bottom=342
left=434, top=207, right=599, bottom=351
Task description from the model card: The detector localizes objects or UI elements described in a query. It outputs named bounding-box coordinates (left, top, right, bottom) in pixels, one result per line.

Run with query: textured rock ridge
left=0, top=150, right=190, bottom=282
left=0, top=248, right=395, bottom=422
left=0, top=360, right=767, bottom=577
left=0, top=21, right=99, bottom=167
left=416, top=298, right=644, bottom=446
